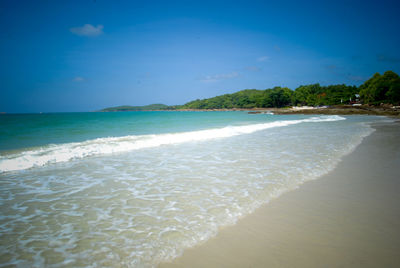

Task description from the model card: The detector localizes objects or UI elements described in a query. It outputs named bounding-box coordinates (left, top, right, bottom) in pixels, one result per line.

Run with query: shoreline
left=160, top=120, right=400, bottom=267
left=178, top=105, right=400, bottom=117
left=97, top=106, right=400, bottom=117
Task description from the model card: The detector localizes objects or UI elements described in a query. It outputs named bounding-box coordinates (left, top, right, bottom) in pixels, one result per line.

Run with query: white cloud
left=326, top=64, right=337, bottom=70
left=377, top=54, right=400, bottom=63
left=73, top=76, right=84, bottom=82
left=200, top=72, right=240, bottom=82
left=70, top=24, right=104, bottom=37
left=245, top=66, right=261, bottom=72
left=257, top=56, right=269, bottom=62
left=348, top=75, right=365, bottom=82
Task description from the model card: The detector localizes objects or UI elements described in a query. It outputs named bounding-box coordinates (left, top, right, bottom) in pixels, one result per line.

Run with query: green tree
left=292, top=84, right=321, bottom=106
left=359, top=71, right=400, bottom=104
left=268, top=87, right=292, bottom=107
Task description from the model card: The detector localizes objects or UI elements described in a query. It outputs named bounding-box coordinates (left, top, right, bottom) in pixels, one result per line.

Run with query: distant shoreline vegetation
left=99, top=71, right=400, bottom=112
left=99, top=104, right=175, bottom=112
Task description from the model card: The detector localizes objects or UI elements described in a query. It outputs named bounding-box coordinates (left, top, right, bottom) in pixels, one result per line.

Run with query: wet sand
left=161, top=121, right=400, bottom=267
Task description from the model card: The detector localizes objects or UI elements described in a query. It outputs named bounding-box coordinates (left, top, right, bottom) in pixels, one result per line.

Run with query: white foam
left=0, top=115, right=345, bottom=172
left=2, top=115, right=382, bottom=267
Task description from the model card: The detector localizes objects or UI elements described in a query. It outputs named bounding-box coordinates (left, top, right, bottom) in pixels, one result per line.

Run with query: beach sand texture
left=161, top=121, right=400, bottom=268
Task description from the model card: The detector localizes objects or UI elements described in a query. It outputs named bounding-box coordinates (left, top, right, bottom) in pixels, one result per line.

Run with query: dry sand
left=161, top=121, right=400, bottom=268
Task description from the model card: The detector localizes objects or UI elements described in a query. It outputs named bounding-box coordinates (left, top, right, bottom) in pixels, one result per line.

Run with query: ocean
left=0, top=111, right=388, bottom=267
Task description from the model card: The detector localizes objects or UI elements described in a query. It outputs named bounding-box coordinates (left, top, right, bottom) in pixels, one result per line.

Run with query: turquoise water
left=0, top=112, right=389, bottom=267
left=0, top=111, right=279, bottom=152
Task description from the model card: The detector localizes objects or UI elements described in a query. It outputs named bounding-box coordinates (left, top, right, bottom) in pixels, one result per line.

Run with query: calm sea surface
left=0, top=112, right=388, bottom=267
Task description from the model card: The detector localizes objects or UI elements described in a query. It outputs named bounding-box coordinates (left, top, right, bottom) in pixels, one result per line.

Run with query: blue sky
left=1, top=0, right=400, bottom=112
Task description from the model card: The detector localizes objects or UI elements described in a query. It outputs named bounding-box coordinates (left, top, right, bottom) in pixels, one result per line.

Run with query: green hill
left=181, top=70, right=400, bottom=109
left=100, top=104, right=172, bottom=112
left=180, top=88, right=293, bottom=109
left=99, top=71, right=400, bottom=111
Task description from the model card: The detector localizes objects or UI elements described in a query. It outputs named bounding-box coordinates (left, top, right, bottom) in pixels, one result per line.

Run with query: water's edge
left=162, top=122, right=377, bottom=266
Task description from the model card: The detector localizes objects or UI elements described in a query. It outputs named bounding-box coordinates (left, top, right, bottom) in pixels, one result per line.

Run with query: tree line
left=100, top=104, right=173, bottom=112
left=181, top=70, right=400, bottom=109
left=100, top=71, right=400, bottom=111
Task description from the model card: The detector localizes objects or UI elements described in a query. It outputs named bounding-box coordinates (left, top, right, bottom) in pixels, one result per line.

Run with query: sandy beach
left=161, top=120, right=400, bottom=268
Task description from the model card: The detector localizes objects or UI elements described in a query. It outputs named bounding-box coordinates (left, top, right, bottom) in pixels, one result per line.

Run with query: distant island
left=100, top=104, right=175, bottom=112
left=100, top=71, right=400, bottom=112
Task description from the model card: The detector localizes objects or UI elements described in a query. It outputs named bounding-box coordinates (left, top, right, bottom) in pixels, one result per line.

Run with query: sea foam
left=0, top=115, right=345, bottom=172
left=1, top=115, right=381, bottom=267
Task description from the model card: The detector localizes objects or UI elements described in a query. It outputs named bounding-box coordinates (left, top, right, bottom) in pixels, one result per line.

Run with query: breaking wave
left=0, top=115, right=345, bottom=172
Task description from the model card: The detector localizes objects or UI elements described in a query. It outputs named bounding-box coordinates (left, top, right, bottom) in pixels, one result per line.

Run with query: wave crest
left=0, top=115, right=345, bottom=172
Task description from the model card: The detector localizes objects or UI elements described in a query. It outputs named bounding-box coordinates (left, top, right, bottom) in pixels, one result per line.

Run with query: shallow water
left=0, top=112, right=386, bottom=267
